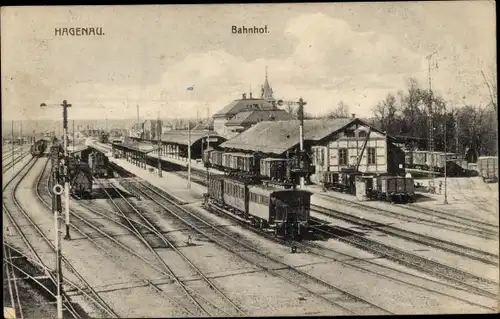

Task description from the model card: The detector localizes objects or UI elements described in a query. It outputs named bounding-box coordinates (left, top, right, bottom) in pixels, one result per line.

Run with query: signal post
left=51, top=146, right=64, bottom=319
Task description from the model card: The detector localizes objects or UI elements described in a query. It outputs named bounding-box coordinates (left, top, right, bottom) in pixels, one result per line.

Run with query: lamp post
left=41, top=100, right=72, bottom=240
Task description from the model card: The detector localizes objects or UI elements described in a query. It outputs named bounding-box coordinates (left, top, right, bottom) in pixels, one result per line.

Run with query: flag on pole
left=186, top=85, right=194, bottom=91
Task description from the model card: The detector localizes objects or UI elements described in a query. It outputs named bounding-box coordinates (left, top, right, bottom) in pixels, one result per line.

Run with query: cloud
left=2, top=9, right=495, bottom=120
left=94, top=12, right=422, bottom=117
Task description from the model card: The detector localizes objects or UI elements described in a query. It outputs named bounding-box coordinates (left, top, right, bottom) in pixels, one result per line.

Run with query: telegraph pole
left=136, top=104, right=140, bottom=126
left=443, top=106, right=448, bottom=205
left=157, top=112, right=162, bottom=177
left=11, top=120, right=14, bottom=170
left=426, top=52, right=437, bottom=185
left=454, top=109, right=460, bottom=155
left=62, top=100, right=72, bottom=240
left=187, top=122, right=192, bottom=189
left=298, top=97, right=307, bottom=190
left=206, top=102, right=210, bottom=187
left=20, top=120, right=23, bottom=149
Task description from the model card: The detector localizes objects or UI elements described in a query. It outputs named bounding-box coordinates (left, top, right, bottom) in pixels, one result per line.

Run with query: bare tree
left=325, top=101, right=349, bottom=119
left=481, top=68, right=497, bottom=113
left=372, top=93, right=399, bottom=135
left=284, top=104, right=298, bottom=118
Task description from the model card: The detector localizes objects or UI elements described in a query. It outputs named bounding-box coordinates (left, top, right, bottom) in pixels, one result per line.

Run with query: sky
left=1, top=2, right=496, bottom=121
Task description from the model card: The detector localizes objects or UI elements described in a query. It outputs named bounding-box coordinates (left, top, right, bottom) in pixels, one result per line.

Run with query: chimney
left=242, top=93, right=247, bottom=99
left=351, top=113, right=356, bottom=119
left=249, top=92, right=253, bottom=99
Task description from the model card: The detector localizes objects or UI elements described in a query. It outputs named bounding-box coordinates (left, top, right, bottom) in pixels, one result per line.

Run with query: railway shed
left=129, top=130, right=226, bottom=161
left=219, top=118, right=405, bottom=183
left=112, top=140, right=157, bottom=169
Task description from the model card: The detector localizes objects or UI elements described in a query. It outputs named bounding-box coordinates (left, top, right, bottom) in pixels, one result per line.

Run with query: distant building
left=129, top=122, right=143, bottom=139
left=212, top=67, right=291, bottom=138
left=191, top=119, right=214, bottom=131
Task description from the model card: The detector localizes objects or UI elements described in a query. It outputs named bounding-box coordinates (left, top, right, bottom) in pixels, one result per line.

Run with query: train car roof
left=231, top=153, right=254, bottom=157
left=261, top=157, right=286, bottom=161
left=248, top=184, right=312, bottom=196
left=221, top=175, right=253, bottom=185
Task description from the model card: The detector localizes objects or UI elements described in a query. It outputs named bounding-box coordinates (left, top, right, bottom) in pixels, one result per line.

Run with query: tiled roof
left=225, top=109, right=294, bottom=126
left=213, top=98, right=277, bottom=118
left=160, top=130, right=224, bottom=146
left=219, top=118, right=356, bottom=155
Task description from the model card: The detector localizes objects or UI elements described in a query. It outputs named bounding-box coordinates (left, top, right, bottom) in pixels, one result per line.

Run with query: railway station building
left=212, top=69, right=294, bottom=139
left=219, top=117, right=405, bottom=183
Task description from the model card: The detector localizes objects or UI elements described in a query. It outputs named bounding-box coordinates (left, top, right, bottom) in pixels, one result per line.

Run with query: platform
left=109, top=157, right=207, bottom=205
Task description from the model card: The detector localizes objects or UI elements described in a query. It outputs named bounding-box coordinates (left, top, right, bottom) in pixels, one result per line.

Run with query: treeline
left=285, top=77, right=498, bottom=160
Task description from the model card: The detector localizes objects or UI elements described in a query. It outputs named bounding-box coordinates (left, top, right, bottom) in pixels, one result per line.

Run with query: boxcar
left=372, top=176, right=414, bottom=202
left=211, top=150, right=224, bottom=168
left=31, top=140, right=47, bottom=157
left=321, top=171, right=340, bottom=191
left=208, top=174, right=224, bottom=204
left=222, top=153, right=232, bottom=169
left=477, top=156, right=498, bottom=182
left=260, top=158, right=288, bottom=180
left=70, top=162, right=93, bottom=198
left=88, top=152, right=111, bottom=178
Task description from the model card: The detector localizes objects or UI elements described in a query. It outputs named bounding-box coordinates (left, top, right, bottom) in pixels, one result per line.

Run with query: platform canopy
left=116, top=140, right=157, bottom=153
left=160, top=130, right=224, bottom=147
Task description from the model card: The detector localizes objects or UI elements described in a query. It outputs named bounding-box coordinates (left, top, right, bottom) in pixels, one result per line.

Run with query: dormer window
left=358, top=131, right=367, bottom=138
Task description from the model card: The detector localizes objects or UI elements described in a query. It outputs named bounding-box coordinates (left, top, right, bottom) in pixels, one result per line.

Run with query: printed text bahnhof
left=232, top=25, right=269, bottom=34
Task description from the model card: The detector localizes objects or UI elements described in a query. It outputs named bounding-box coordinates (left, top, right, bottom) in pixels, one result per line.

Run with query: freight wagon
left=88, top=152, right=112, bottom=178
left=260, top=158, right=289, bottom=181
left=370, top=175, right=415, bottom=203
left=70, top=162, right=93, bottom=198
left=31, top=139, right=47, bottom=157
left=476, top=156, right=498, bottom=183
left=206, top=174, right=311, bottom=239
left=405, top=150, right=461, bottom=173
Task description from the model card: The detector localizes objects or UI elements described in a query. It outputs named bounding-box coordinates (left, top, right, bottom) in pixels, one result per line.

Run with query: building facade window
left=338, top=148, right=348, bottom=166
left=345, top=130, right=355, bottom=137
left=367, top=147, right=376, bottom=165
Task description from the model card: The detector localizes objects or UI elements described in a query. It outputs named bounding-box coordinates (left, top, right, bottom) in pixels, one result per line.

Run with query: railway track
left=309, top=205, right=498, bottom=299
left=311, top=204, right=498, bottom=265
left=37, top=157, right=208, bottom=317
left=3, top=157, right=118, bottom=318
left=3, top=157, right=87, bottom=319
left=168, top=165, right=499, bottom=306
left=4, top=244, right=24, bottom=319
left=94, top=177, right=247, bottom=317
left=316, top=192, right=497, bottom=239
left=2, top=151, right=31, bottom=173
left=178, top=166, right=498, bottom=240
left=115, top=176, right=393, bottom=316
left=199, top=200, right=497, bottom=311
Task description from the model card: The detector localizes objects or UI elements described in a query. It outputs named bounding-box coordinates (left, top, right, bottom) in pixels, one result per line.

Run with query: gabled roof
left=225, top=109, right=294, bottom=127
left=219, top=118, right=357, bottom=155
left=213, top=98, right=277, bottom=118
